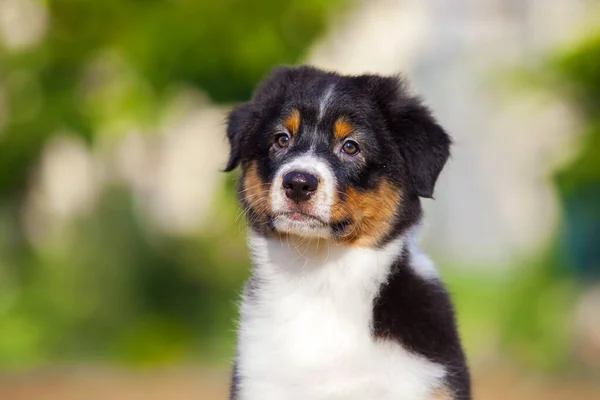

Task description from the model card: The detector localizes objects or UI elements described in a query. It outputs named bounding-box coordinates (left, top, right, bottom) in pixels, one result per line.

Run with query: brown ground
left=0, top=366, right=598, bottom=400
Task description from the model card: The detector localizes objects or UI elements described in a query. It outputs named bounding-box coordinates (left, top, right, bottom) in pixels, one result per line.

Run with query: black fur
left=230, top=360, right=240, bottom=400
left=226, top=65, right=450, bottom=245
left=373, top=246, right=471, bottom=398
left=225, top=102, right=254, bottom=172
left=225, top=65, right=470, bottom=399
left=354, top=75, right=451, bottom=198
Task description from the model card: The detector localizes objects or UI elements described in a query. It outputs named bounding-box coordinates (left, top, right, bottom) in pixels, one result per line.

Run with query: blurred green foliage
left=552, top=34, right=600, bottom=281
left=494, top=31, right=600, bottom=371
left=0, top=0, right=598, bottom=375
left=0, top=0, right=346, bottom=368
left=0, top=0, right=344, bottom=197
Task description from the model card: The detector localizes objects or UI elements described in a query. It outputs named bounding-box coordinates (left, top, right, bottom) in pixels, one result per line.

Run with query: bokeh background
left=0, top=0, right=599, bottom=399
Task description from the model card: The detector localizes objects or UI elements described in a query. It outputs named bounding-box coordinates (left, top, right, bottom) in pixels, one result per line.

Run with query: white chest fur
left=236, top=232, right=446, bottom=400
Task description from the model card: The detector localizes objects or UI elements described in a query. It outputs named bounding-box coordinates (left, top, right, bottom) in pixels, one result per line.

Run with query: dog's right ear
left=224, top=102, right=253, bottom=172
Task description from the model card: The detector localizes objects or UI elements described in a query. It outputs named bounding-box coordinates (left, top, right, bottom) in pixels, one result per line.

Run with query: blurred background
left=0, top=0, right=599, bottom=399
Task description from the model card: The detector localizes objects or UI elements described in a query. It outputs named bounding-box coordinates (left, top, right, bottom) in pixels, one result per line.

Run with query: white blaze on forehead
left=270, top=86, right=337, bottom=238
left=270, top=154, right=336, bottom=235
left=318, top=85, right=336, bottom=121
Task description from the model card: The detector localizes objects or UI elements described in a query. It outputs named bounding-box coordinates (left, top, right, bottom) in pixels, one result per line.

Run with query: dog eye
left=275, top=133, right=290, bottom=148
left=342, top=140, right=360, bottom=155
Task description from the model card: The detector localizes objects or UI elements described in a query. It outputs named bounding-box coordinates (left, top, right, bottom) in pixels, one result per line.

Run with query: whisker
left=237, top=184, right=268, bottom=194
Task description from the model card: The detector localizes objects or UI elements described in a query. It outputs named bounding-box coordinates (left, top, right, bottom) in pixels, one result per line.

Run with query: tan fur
left=432, top=387, right=453, bottom=400
left=244, top=161, right=401, bottom=246
left=284, top=109, right=301, bottom=135
left=331, top=179, right=401, bottom=247
left=334, top=118, right=353, bottom=140
left=242, top=162, right=271, bottom=228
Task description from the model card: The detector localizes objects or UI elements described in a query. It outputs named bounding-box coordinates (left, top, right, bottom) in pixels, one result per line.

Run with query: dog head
left=225, top=66, right=450, bottom=247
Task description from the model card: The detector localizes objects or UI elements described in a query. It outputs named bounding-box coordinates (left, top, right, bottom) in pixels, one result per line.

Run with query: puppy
left=224, top=66, right=470, bottom=400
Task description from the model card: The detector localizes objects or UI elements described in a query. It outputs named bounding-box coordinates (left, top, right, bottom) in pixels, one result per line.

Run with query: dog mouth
left=270, top=209, right=330, bottom=238
left=278, top=211, right=327, bottom=226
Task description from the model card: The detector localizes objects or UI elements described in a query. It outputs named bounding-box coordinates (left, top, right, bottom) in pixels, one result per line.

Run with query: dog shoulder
left=373, top=243, right=471, bottom=399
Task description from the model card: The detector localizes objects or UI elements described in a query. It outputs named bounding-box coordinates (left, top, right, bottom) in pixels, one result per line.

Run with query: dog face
left=225, top=66, right=450, bottom=247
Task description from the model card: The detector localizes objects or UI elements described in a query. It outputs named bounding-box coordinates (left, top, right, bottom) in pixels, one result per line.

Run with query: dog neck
left=247, top=231, right=404, bottom=293
left=247, top=228, right=439, bottom=287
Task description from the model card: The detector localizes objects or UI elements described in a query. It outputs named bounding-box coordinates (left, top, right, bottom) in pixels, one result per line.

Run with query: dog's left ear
left=358, top=75, right=451, bottom=198
left=391, top=97, right=451, bottom=199
left=224, top=102, right=254, bottom=172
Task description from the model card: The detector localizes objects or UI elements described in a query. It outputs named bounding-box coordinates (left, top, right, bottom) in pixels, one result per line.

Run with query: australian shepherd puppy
left=224, top=66, right=471, bottom=400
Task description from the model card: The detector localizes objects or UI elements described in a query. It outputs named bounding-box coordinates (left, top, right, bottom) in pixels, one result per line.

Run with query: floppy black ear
left=357, top=75, right=451, bottom=198
left=224, top=102, right=253, bottom=172
left=394, top=99, right=451, bottom=198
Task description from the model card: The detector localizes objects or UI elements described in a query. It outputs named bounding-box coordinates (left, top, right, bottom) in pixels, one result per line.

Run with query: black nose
left=282, top=171, right=319, bottom=203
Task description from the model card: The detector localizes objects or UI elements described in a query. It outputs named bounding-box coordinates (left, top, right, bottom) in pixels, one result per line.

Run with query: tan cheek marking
left=242, top=162, right=271, bottom=222
left=334, top=118, right=353, bottom=140
left=284, top=109, right=301, bottom=135
left=330, top=180, right=401, bottom=247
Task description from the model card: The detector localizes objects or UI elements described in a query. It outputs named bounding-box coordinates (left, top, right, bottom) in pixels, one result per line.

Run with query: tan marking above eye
left=334, top=118, right=354, bottom=140
left=284, top=109, right=301, bottom=135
